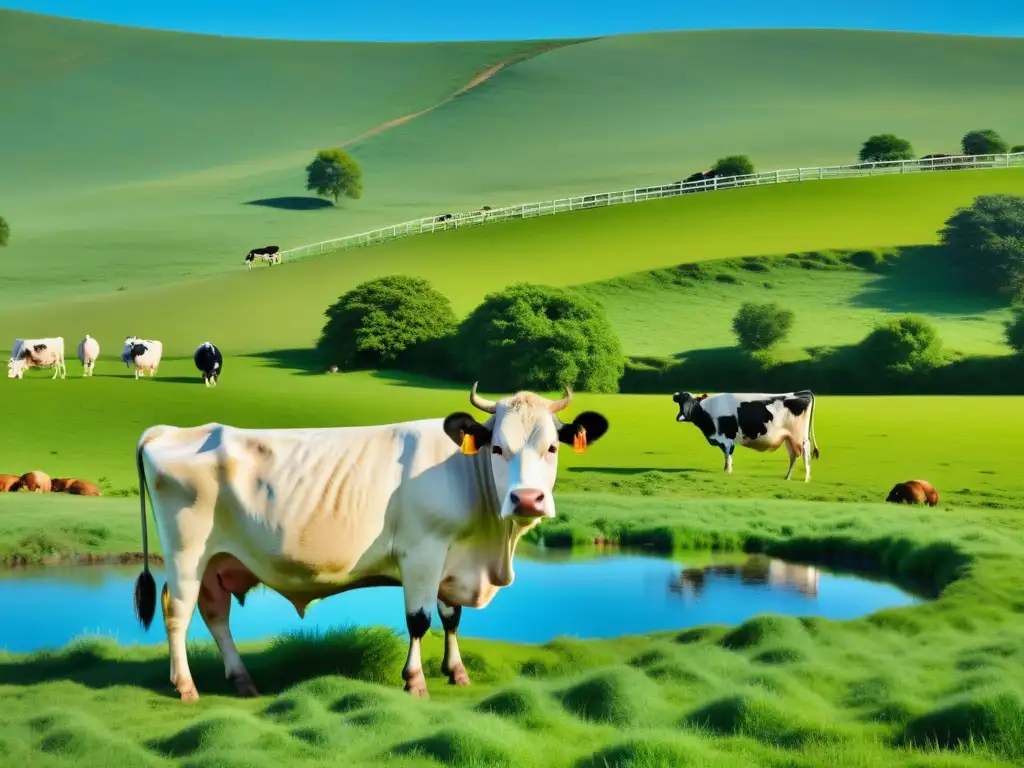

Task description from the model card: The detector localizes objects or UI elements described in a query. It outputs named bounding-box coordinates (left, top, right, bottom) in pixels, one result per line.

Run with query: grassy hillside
left=3, top=12, right=1024, bottom=305
left=3, top=170, right=1022, bottom=353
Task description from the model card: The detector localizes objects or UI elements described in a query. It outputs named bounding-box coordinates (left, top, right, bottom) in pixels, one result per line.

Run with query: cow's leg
left=161, top=556, right=204, bottom=702
left=398, top=550, right=447, bottom=698
left=438, top=600, right=470, bottom=686
left=784, top=440, right=798, bottom=480
left=721, top=442, right=734, bottom=473
left=802, top=435, right=812, bottom=482
left=197, top=567, right=258, bottom=697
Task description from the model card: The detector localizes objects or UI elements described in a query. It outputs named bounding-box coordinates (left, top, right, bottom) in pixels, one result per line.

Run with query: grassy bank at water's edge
left=1, top=494, right=1023, bottom=766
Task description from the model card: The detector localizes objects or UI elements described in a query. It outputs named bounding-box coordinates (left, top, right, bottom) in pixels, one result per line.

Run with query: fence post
left=775, top=170, right=780, bottom=184
left=798, top=168, right=803, bottom=181
left=818, top=167, right=823, bottom=180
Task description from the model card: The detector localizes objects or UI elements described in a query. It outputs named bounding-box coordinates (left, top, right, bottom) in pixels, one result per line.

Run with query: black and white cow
left=245, top=245, right=281, bottom=270
left=193, top=341, right=223, bottom=387
left=671, top=390, right=820, bottom=481
left=435, top=213, right=453, bottom=223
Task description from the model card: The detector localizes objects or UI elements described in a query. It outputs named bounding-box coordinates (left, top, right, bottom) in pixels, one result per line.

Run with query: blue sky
left=5, top=0, right=1024, bottom=42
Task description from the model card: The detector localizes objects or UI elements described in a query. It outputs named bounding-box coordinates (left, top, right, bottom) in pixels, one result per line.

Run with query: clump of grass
left=897, top=689, right=1024, bottom=762
left=556, top=667, right=659, bottom=726
left=263, top=626, right=404, bottom=686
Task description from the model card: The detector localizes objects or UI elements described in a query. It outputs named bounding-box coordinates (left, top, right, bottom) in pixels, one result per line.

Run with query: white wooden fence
left=280, top=151, right=1024, bottom=262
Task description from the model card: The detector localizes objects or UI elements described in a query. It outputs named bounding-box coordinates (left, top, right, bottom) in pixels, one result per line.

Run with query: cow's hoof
left=233, top=674, right=260, bottom=698
left=178, top=686, right=200, bottom=703
left=403, top=671, right=429, bottom=698
left=447, top=665, right=471, bottom=687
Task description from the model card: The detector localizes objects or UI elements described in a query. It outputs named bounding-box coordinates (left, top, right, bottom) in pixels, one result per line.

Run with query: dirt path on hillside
left=341, top=41, right=577, bottom=148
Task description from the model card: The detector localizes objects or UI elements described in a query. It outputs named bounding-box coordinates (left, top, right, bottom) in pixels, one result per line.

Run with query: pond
left=0, top=549, right=922, bottom=653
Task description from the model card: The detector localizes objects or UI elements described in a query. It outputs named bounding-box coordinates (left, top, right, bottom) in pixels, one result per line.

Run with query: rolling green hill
left=3, top=11, right=1024, bottom=306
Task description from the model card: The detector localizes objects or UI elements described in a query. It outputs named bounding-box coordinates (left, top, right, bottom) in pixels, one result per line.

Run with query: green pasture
left=4, top=11, right=1024, bottom=305
left=4, top=170, right=1023, bottom=352
left=2, top=492, right=1024, bottom=767
left=1, top=357, right=1021, bottom=510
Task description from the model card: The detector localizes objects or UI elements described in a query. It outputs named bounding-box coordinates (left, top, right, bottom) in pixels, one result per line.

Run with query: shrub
left=1005, top=307, right=1024, bottom=354
left=858, top=134, right=914, bottom=163
left=848, top=249, right=888, bottom=272
left=316, top=275, right=457, bottom=371
left=456, top=283, right=624, bottom=392
left=860, top=315, right=942, bottom=373
left=1012, top=145, right=1024, bottom=154
left=961, top=129, right=1009, bottom=156
left=731, top=302, right=795, bottom=353
left=939, top=194, right=1024, bottom=299
left=0, top=215, right=8, bottom=247
left=305, top=147, right=363, bottom=203
left=712, top=155, right=755, bottom=177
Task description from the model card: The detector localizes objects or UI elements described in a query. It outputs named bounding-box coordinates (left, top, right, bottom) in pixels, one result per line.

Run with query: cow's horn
left=469, top=381, right=498, bottom=414
left=548, top=386, right=572, bottom=413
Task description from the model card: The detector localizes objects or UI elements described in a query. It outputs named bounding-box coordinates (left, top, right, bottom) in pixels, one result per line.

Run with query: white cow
left=77, top=335, right=100, bottom=377
left=7, top=337, right=67, bottom=379
left=131, top=383, right=609, bottom=702
left=121, top=337, right=163, bottom=379
left=672, top=390, right=820, bottom=480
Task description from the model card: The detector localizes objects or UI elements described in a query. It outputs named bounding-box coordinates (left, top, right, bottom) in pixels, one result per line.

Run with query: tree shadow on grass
left=242, top=348, right=325, bottom=376
left=244, top=196, right=332, bottom=211
left=369, top=370, right=463, bottom=391
left=0, top=626, right=406, bottom=699
left=848, top=245, right=1007, bottom=316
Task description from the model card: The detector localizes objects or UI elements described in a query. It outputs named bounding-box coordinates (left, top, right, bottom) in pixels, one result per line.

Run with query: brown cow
left=0, top=474, right=20, bottom=492
left=886, top=479, right=939, bottom=507
left=14, top=470, right=52, bottom=493
left=51, top=478, right=102, bottom=496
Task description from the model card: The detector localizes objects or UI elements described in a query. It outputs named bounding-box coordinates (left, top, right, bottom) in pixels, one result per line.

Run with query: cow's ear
left=698, top=393, right=708, bottom=401
left=558, top=411, right=610, bottom=447
left=443, top=412, right=493, bottom=452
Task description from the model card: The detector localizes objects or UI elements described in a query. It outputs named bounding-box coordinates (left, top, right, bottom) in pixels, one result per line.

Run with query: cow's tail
left=808, top=392, right=820, bottom=460
left=133, top=436, right=157, bottom=631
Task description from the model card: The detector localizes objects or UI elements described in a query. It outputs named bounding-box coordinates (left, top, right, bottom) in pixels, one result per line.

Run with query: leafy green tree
left=939, top=194, right=1024, bottom=299
left=860, top=315, right=943, bottom=373
left=1011, top=145, right=1024, bottom=154
left=457, top=283, right=624, bottom=392
left=712, top=155, right=755, bottom=177
left=961, top=129, right=1009, bottom=156
left=305, top=147, right=363, bottom=204
left=0, top=216, right=9, bottom=248
left=858, top=134, right=914, bottom=163
left=317, top=275, right=456, bottom=370
left=731, top=302, right=795, bottom=353
left=1004, top=307, right=1024, bottom=354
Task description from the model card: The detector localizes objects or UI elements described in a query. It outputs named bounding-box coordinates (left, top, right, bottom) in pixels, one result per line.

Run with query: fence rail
left=280, top=152, right=1024, bottom=262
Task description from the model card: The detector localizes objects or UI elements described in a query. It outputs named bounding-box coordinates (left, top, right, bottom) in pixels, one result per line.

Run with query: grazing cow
left=14, top=470, right=51, bottom=493
left=121, top=337, right=163, bottom=379
left=886, top=479, right=939, bottom=507
left=0, top=474, right=19, bottom=492
left=193, top=342, right=223, bottom=387
left=51, top=478, right=102, bottom=496
left=7, top=337, right=67, bottom=379
left=131, top=383, right=609, bottom=702
left=78, top=334, right=100, bottom=377
left=245, top=245, right=281, bottom=270
left=671, top=390, right=820, bottom=481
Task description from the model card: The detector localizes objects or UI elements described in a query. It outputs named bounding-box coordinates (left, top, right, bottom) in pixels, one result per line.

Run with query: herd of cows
left=6, top=335, right=224, bottom=385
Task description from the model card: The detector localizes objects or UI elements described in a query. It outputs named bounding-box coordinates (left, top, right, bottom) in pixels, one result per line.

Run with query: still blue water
left=0, top=551, right=921, bottom=653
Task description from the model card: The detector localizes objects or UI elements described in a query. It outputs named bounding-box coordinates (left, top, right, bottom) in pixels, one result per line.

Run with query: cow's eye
left=548, top=444, right=558, bottom=454
left=491, top=445, right=503, bottom=456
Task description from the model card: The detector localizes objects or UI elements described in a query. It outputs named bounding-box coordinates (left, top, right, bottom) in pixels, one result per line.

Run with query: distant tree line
left=858, top=128, right=1021, bottom=164
left=0, top=216, right=9, bottom=248
left=314, top=190, right=1024, bottom=395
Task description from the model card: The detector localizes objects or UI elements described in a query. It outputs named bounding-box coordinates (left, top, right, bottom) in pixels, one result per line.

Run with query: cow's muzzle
left=510, top=488, right=549, bottom=519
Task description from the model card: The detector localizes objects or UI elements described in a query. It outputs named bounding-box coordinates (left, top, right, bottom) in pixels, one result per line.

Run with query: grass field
left=4, top=10, right=1024, bottom=305
left=2, top=493, right=1024, bottom=767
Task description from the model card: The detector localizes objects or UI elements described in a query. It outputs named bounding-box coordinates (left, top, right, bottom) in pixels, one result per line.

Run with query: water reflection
left=0, top=550, right=921, bottom=653
left=670, top=555, right=821, bottom=599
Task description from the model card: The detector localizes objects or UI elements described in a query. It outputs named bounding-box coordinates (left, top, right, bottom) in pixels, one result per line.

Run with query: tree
left=1011, top=145, right=1024, bottom=154
left=860, top=315, right=942, bottom=373
left=0, top=216, right=9, bottom=248
left=1005, top=307, right=1024, bottom=354
left=712, top=155, right=755, bottom=177
left=456, top=283, right=624, bottom=393
left=939, top=194, right=1024, bottom=299
left=316, top=275, right=457, bottom=371
left=731, top=302, right=795, bottom=353
left=305, top=148, right=363, bottom=204
left=961, top=129, right=1009, bottom=156
left=858, top=134, right=914, bottom=163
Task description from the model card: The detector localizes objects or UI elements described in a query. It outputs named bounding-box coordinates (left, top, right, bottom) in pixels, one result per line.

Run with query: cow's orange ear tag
left=460, top=432, right=478, bottom=455
left=573, top=426, right=588, bottom=454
